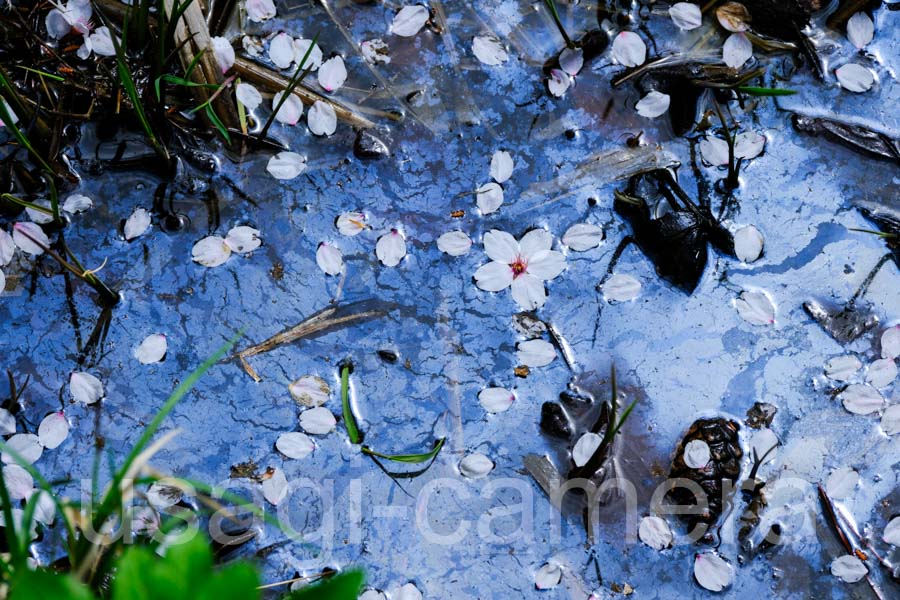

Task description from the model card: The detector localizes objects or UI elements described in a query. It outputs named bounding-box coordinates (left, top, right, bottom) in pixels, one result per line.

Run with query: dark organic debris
left=854, top=198, right=900, bottom=267
left=745, top=402, right=778, bottom=429
left=792, top=115, right=900, bottom=163
left=803, top=298, right=879, bottom=343
left=540, top=401, right=573, bottom=439
left=353, top=129, right=391, bottom=160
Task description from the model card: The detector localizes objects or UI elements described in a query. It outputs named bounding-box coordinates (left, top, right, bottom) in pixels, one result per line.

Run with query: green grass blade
left=736, top=86, right=798, bottom=96
left=361, top=438, right=445, bottom=463
left=286, top=569, right=365, bottom=600
left=205, top=104, right=232, bottom=144
left=340, top=365, right=361, bottom=444
left=259, top=32, right=319, bottom=141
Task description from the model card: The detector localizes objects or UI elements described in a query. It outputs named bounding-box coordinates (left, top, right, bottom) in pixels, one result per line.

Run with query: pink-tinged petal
left=534, top=563, right=562, bottom=589
left=70, top=372, right=103, bottom=404
left=611, top=31, right=646, bottom=67
left=694, top=552, right=734, bottom=591
left=436, top=231, right=472, bottom=256
left=699, top=135, right=730, bottom=166
left=276, top=432, right=315, bottom=459
left=547, top=69, right=572, bottom=97
left=526, top=250, right=566, bottom=280
left=478, top=387, right=515, bottom=413
left=734, top=131, right=766, bottom=159
left=559, top=47, right=583, bottom=76
left=318, top=56, right=347, bottom=92
left=2, top=433, right=43, bottom=464
left=316, top=242, right=344, bottom=276
left=211, top=36, right=235, bottom=73
left=723, top=32, right=752, bottom=69
left=518, top=228, right=553, bottom=259
left=13, top=222, right=49, bottom=256
left=375, top=229, right=407, bottom=267
left=511, top=273, right=547, bottom=310
left=635, top=91, right=670, bottom=118
left=882, top=326, right=900, bottom=359
left=3, top=465, right=33, bottom=500
left=0, top=229, right=15, bottom=266
left=134, top=333, right=167, bottom=364
left=272, top=91, right=303, bottom=125
left=336, top=212, right=367, bottom=236
left=299, top=407, right=336, bottom=435
left=831, top=555, right=868, bottom=583
left=225, top=226, right=261, bottom=254
left=474, top=261, right=513, bottom=292
left=89, top=27, right=116, bottom=57
left=483, top=230, right=518, bottom=263
left=839, top=384, right=884, bottom=414
left=639, top=516, right=673, bottom=550
left=45, top=9, right=71, bottom=39
left=734, top=290, right=775, bottom=325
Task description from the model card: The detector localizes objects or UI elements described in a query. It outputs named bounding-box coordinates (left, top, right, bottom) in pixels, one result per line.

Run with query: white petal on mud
left=563, top=223, right=604, bottom=251
left=293, top=38, right=324, bottom=70
left=395, top=583, right=422, bottom=600
left=635, top=91, right=670, bottom=118
left=881, top=326, right=900, bottom=359
left=267, top=152, right=306, bottom=180
left=683, top=439, right=710, bottom=469
left=2, top=433, right=43, bottom=464
left=225, top=226, right=261, bottom=254
left=13, top=222, right=49, bottom=255
left=479, top=387, right=514, bottom=413
left=307, top=101, right=337, bottom=136
left=0, top=408, right=15, bottom=435
left=883, top=517, right=900, bottom=546
left=459, top=453, right=493, bottom=478
left=261, top=468, right=289, bottom=505
left=63, top=194, right=92, bottom=214
left=723, top=32, right=752, bottom=69
left=733, top=225, right=764, bottom=262
left=611, top=31, right=646, bottom=67
left=437, top=231, right=472, bottom=256
left=147, top=482, right=183, bottom=508
left=559, top=48, right=583, bottom=76
left=289, top=376, right=331, bottom=407
left=517, top=339, right=556, bottom=367
left=26, top=201, right=54, bottom=225
left=299, top=407, right=336, bottom=435
left=476, top=182, right=504, bottom=214
left=376, top=230, right=407, bottom=267
left=882, top=404, right=900, bottom=435
left=392, top=5, right=429, bottom=37
left=831, top=555, right=868, bottom=583
left=0, top=229, right=14, bottom=266
left=472, top=35, right=508, bottom=66
left=269, top=33, right=294, bottom=69
left=846, top=12, right=874, bottom=49
left=134, top=333, right=167, bottom=364
left=826, top=467, right=859, bottom=499
left=750, top=428, right=779, bottom=461
left=735, top=291, right=775, bottom=325
left=639, top=516, right=674, bottom=550
left=840, top=384, right=884, bottom=415
left=836, top=63, right=874, bottom=93
left=866, top=358, right=897, bottom=388
left=490, top=150, right=514, bottom=184
left=276, top=432, right=315, bottom=459
left=602, top=274, right=641, bottom=302
left=699, top=135, right=730, bottom=166
left=318, top=56, right=347, bottom=92
left=572, top=432, right=602, bottom=467
left=235, top=82, right=262, bottom=110
left=534, top=563, right=562, bottom=590
left=3, top=465, right=33, bottom=500
left=211, top=36, right=235, bottom=72
left=70, top=371, right=103, bottom=404
left=316, top=243, right=344, bottom=276
left=336, top=211, right=367, bottom=236
left=245, top=0, right=276, bottom=23
left=694, top=552, right=734, bottom=592
left=191, top=236, right=231, bottom=267
left=273, top=91, right=303, bottom=124
left=824, top=355, right=861, bottom=382
left=124, top=207, right=151, bottom=240
left=735, top=131, right=766, bottom=159
left=670, top=3, right=702, bottom=30
left=547, top=69, right=572, bottom=97
left=38, top=412, right=69, bottom=449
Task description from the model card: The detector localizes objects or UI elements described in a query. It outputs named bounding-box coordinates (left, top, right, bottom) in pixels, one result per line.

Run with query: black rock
left=540, top=402, right=573, bottom=440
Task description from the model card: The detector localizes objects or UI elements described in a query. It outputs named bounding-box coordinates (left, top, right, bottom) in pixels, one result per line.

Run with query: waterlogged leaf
left=866, top=358, right=897, bottom=388
left=0, top=408, right=15, bottom=435
left=840, top=384, right=884, bottom=415
left=472, top=36, right=508, bottom=66
left=723, top=32, right=752, bottom=69
left=70, top=371, right=104, bottom=404
left=716, top=2, right=750, bottom=32
left=134, top=333, right=167, bottom=364
left=735, top=290, right=775, bottom=325
left=699, top=135, right=730, bottom=166
left=269, top=33, right=294, bottom=70
left=547, top=69, right=572, bottom=97
left=846, top=12, right=874, bottom=49
left=124, top=207, right=151, bottom=240
left=276, top=432, right=315, bottom=459
left=235, top=82, right=262, bottom=110
left=299, top=407, right=336, bottom=435
left=437, top=231, right=472, bottom=256
left=62, top=193, right=92, bottom=214
left=267, top=152, right=307, bottom=180
left=517, top=339, right=556, bottom=367
left=225, top=226, right=261, bottom=254
left=211, top=36, right=235, bottom=73
left=882, top=326, right=900, bottom=359
left=0, top=228, right=15, bottom=266
left=307, top=101, right=337, bottom=136
left=191, top=236, right=232, bottom=267
left=572, top=432, right=602, bottom=467
left=639, top=516, right=673, bottom=550
left=490, top=150, right=514, bottom=184
left=670, top=3, right=702, bottom=31
left=147, top=482, right=183, bottom=508
left=316, top=242, right=344, bottom=276
left=318, top=56, right=347, bottom=92
left=3, top=464, right=34, bottom=499
left=824, top=355, right=861, bottom=382
left=293, top=39, right=324, bottom=70
left=611, top=31, right=646, bottom=67
left=37, top=412, right=69, bottom=449
left=392, top=5, right=429, bottom=37
left=882, top=404, right=900, bottom=435
left=831, top=555, right=867, bottom=583
left=683, top=439, right=710, bottom=469
left=734, top=131, right=766, bottom=159
left=563, top=223, right=604, bottom=251
left=459, top=452, right=493, bottom=478
left=733, top=225, right=764, bottom=262
left=602, top=274, right=641, bottom=302
left=273, top=91, right=303, bottom=124
left=2, top=433, right=43, bottom=464
left=534, top=562, right=561, bottom=590
left=375, top=229, right=407, bottom=267
left=261, top=467, right=289, bottom=505
left=289, top=375, right=331, bottom=407
left=361, top=39, right=390, bottom=65
left=836, top=63, right=874, bottom=93
left=559, top=48, right=584, bottom=76
left=246, top=0, right=276, bottom=23
left=883, top=517, right=900, bottom=546
left=476, top=182, right=504, bottom=214
left=635, top=91, right=670, bottom=118
left=826, top=467, right=858, bottom=499
left=13, top=222, right=49, bottom=255
left=337, top=212, right=367, bottom=236
left=694, top=552, right=734, bottom=592
left=479, top=387, right=515, bottom=413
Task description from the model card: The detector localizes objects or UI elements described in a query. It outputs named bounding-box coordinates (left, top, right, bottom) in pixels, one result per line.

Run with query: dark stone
left=540, top=402, right=573, bottom=439
left=354, top=129, right=390, bottom=160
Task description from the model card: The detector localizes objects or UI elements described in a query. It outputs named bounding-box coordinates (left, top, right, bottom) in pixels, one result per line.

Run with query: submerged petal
left=391, top=5, right=429, bottom=37
left=13, top=222, right=49, bottom=255
left=472, top=36, right=508, bottom=66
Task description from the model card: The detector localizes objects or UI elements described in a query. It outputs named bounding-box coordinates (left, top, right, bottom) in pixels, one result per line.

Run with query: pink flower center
left=510, top=256, right=527, bottom=278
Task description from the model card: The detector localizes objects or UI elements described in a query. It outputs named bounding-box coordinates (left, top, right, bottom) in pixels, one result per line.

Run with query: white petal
left=437, top=231, right=472, bottom=256
left=733, top=225, right=764, bottom=262
left=694, top=552, right=734, bottom=592
left=836, top=63, right=874, bottom=93
left=395, top=583, right=422, bottom=600
left=611, top=31, right=646, bottom=68
left=489, top=150, right=514, bottom=184
left=572, top=432, right=601, bottom=467
left=269, top=33, right=295, bottom=70
left=0, top=268, right=4, bottom=294
left=360, top=39, right=390, bottom=65
left=883, top=517, right=900, bottom=546
left=699, top=135, right=730, bottom=166
left=276, top=432, right=315, bottom=459
left=563, top=223, right=604, bottom=251
left=13, top=222, right=49, bottom=255
left=683, top=439, right=710, bottom=469
left=846, top=12, right=874, bottom=49
left=840, top=384, right=884, bottom=415
left=602, top=274, right=641, bottom=302
left=517, top=339, right=556, bottom=367
left=134, top=333, right=167, bottom=364
left=735, top=290, right=775, bottom=325
left=826, top=467, right=858, bottom=499
left=824, top=355, right=861, bottom=382
left=38, top=412, right=69, bottom=449
left=289, top=376, right=331, bottom=407
left=476, top=182, right=504, bottom=214
left=882, top=326, right=900, bottom=359
left=267, top=152, right=306, bottom=180
left=70, top=372, right=104, bottom=404
left=77, top=37, right=93, bottom=61
left=261, top=467, right=289, bottom=505
left=547, top=69, right=572, bottom=97
left=723, top=32, right=752, bottom=69
left=0, top=408, right=15, bottom=435
left=3, top=465, right=33, bottom=500
left=559, top=48, right=583, bottom=76
left=211, top=36, right=235, bottom=73
left=245, top=0, right=276, bottom=23
left=307, top=101, right=337, bottom=136
left=318, top=56, right=347, bottom=92
left=474, top=261, right=514, bottom=292
left=359, top=590, right=386, bottom=600
left=635, top=91, right=670, bottom=118
left=735, top=131, right=766, bottom=159
left=472, top=36, right=508, bottom=66
left=639, top=516, right=673, bottom=550
left=519, top=229, right=552, bottom=258
left=31, top=490, right=56, bottom=525
left=336, top=212, right=367, bottom=236
left=45, top=9, right=71, bottom=39
left=670, top=3, right=702, bottom=31
left=750, top=428, right=779, bottom=461
left=26, top=200, right=54, bottom=225
left=243, top=35, right=264, bottom=57
left=391, top=5, right=429, bottom=37
left=124, top=208, right=151, bottom=240
left=882, top=404, right=900, bottom=435
left=831, top=555, right=867, bottom=583
left=63, top=194, right=92, bottom=214
left=235, top=82, right=262, bottom=110
left=534, top=563, right=561, bottom=590
left=2, top=433, right=42, bottom=464
left=147, top=482, right=183, bottom=508
left=272, top=91, right=303, bottom=125
left=375, top=229, right=407, bottom=267
left=225, top=226, right=261, bottom=254
left=89, top=27, right=116, bottom=57
left=866, top=358, right=897, bottom=388
left=299, top=407, right=336, bottom=435
left=526, top=250, right=566, bottom=281
left=0, top=229, right=15, bottom=266
left=483, top=230, right=519, bottom=263
left=459, top=453, right=493, bottom=478
left=293, top=38, right=324, bottom=70
left=191, top=236, right=231, bottom=267
left=511, top=273, right=547, bottom=310
left=316, top=243, right=344, bottom=276
left=479, top=387, right=515, bottom=413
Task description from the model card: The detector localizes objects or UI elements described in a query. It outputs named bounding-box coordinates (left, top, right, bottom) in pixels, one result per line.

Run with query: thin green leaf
left=16, top=66, right=65, bottom=82
left=0, top=193, right=54, bottom=215
left=340, top=365, right=361, bottom=444
left=205, top=104, right=232, bottom=144
left=259, top=32, right=319, bottom=141
left=361, top=438, right=445, bottom=464
left=736, top=86, right=798, bottom=96
left=287, top=569, right=365, bottom=600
